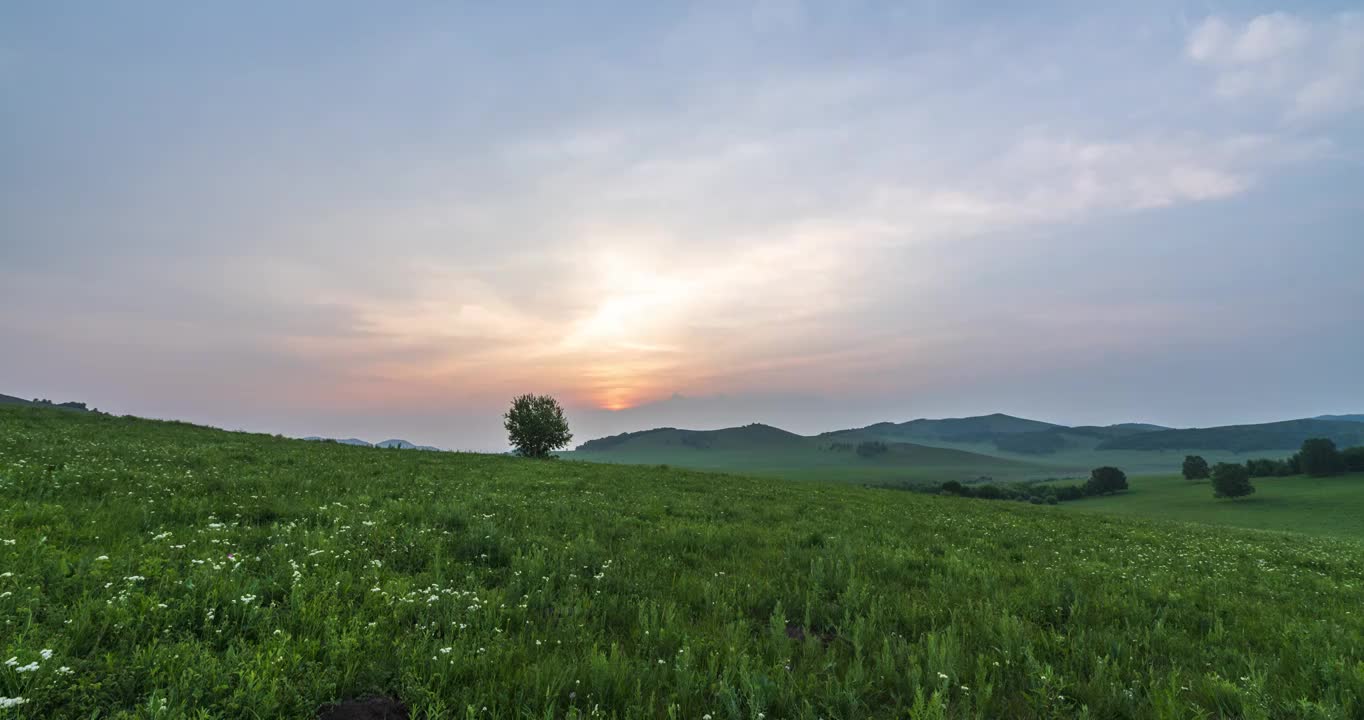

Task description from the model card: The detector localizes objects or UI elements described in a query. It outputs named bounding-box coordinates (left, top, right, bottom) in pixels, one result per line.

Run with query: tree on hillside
left=1343, top=446, right=1364, bottom=473
left=503, top=394, right=572, bottom=458
left=856, top=440, right=889, bottom=458
left=1182, top=455, right=1210, bottom=480
left=1085, top=466, right=1128, bottom=495
left=1211, top=462, right=1255, bottom=499
left=1298, top=438, right=1344, bottom=477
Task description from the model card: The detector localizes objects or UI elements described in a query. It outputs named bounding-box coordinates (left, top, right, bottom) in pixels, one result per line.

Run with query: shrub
left=1211, top=462, right=1255, bottom=499
left=1343, top=446, right=1364, bottom=473
left=1246, top=458, right=1291, bottom=477
left=1085, top=466, right=1128, bottom=495
left=1182, top=455, right=1210, bottom=480
left=974, top=484, right=1003, bottom=500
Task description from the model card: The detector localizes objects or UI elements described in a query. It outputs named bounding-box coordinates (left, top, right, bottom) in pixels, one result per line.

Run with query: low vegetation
left=4, top=406, right=1363, bottom=717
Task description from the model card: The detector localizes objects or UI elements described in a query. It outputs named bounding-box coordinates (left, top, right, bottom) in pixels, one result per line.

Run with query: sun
left=597, top=387, right=636, bottom=411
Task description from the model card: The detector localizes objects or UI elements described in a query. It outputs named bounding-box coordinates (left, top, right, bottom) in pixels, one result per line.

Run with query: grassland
left=1058, top=472, right=1364, bottom=540
left=2, top=406, right=1364, bottom=718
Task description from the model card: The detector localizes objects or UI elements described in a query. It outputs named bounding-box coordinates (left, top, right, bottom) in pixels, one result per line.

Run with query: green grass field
left=3, top=406, right=1364, bottom=718
left=567, top=443, right=1044, bottom=485
left=1059, top=472, right=1364, bottom=540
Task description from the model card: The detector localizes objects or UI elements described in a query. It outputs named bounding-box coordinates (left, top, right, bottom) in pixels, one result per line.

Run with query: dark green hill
left=1318, top=414, right=1364, bottom=423
left=1097, top=419, right=1364, bottom=452
left=575, top=423, right=806, bottom=452
left=0, top=393, right=90, bottom=412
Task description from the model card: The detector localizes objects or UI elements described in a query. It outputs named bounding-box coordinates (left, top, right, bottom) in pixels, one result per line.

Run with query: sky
left=2, top=1, right=1362, bottom=450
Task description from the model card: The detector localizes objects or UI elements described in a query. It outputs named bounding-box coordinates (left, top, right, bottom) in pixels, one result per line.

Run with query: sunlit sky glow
left=3, top=2, right=1362, bottom=450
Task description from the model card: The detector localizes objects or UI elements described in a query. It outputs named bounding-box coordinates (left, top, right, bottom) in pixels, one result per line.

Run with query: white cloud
left=1188, top=12, right=1364, bottom=120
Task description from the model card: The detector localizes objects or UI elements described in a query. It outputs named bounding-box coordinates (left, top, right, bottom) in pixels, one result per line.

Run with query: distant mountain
left=819, top=413, right=1074, bottom=453
left=576, top=423, right=805, bottom=453
left=376, top=439, right=441, bottom=451
left=302, top=436, right=373, bottom=447
left=1097, top=419, right=1364, bottom=452
left=856, top=413, right=1064, bottom=441
left=1317, top=414, right=1364, bottom=424
left=301, top=436, right=440, bottom=451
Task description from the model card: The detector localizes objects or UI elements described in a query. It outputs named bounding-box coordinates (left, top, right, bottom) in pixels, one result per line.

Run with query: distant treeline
left=928, top=466, right=1130, bottom=506
left=1183, top=438, right=1364, bottom=480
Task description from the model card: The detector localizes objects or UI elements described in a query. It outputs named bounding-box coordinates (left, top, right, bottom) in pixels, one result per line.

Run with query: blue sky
left=2, top=1, right=1362, bottom=449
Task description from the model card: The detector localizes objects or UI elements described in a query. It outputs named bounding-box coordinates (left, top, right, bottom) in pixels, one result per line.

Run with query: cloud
left=1187, top=12, right=1364, bottom=120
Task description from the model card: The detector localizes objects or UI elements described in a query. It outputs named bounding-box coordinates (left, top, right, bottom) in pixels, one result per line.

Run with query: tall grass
left=1, top=407, right=1362, bottom=718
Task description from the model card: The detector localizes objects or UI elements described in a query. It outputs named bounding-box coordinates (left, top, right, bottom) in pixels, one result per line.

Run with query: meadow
left=2, top=406, right=1364, bottom=718
left=1058, top=472, right=1364, bottom=540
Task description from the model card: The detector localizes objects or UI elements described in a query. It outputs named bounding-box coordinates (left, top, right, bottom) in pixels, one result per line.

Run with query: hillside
left=1097, top=418, right=1364, bottom=452
left=575, top=423, right=806, bottom=453
left=573, top=414, right=1253, bottom=480
left=3, top=406, right=1363, bottom=717
left=824, top=413, right=1064, bottom=443
left=1318, top=414, right=1364, bottom=423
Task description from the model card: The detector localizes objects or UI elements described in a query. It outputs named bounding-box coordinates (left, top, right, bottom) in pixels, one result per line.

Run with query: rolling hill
left=1096, top=418, right=1364, bottom=452
left=2, top=404, right=1362, bottom=717
left=576, top=423, right=806, bottom=452
left=574, top=413, right=1364, bottom=482
left=1318, top=414, right=1364, bottom=423
left=570, top=420, right=1048, bottom=484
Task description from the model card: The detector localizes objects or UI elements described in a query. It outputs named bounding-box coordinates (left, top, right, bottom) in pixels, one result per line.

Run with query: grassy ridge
left=2, top=407, right=1363, bottom=718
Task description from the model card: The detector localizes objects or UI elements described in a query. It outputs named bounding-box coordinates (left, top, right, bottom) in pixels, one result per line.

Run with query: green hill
left=1317, top=414, right=1364, bottom=423
left=571, top=414, right=1319, bottom=482
left=2, top=405, right=1362, bottom=717
left=1097, top=418, right=1364, bottom=452
left=576, top=423, right=807, bottom=452
left=825, top=413, right=1064, bottom=443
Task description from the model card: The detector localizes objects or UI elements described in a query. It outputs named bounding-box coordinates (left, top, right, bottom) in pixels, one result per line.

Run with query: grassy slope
left=2, top=406, right=1363, bottom=718
left=1060, top=472, right=1364, bottom=539
left=568, top=443, right=1044, bottom=485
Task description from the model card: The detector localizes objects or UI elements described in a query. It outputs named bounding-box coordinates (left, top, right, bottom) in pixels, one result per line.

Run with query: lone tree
left=1085, top=466, right=1128, bottom=495
left=1182, top=455, right=1210, bottom=480
left=503, top=394, right=572, bottom=458
left=1211, top=462, right=1255, bottom=499
left=1298, top=438, right=1344, bottom=477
